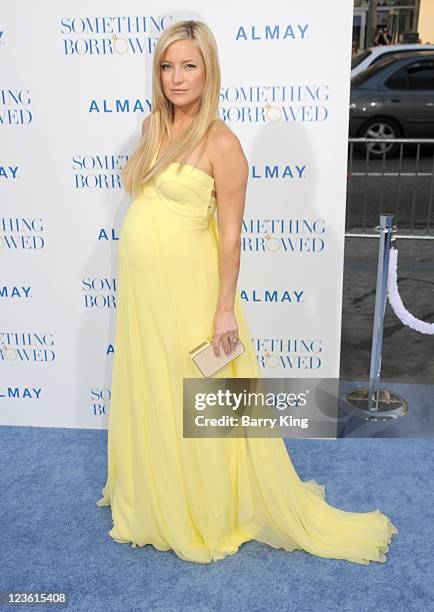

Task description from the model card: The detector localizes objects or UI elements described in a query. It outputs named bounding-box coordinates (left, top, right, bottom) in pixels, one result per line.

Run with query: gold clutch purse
left=189, top=336, right=245, bottom=377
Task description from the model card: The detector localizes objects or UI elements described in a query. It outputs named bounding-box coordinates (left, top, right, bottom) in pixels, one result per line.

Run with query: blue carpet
left=0, top=422, right=431, bottom=611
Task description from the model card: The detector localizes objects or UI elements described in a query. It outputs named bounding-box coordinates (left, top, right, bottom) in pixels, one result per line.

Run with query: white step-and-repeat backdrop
left=1, top=2, right=353, bottom=428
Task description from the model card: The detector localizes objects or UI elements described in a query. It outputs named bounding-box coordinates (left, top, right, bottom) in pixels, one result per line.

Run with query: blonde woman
left=96, top=19, right=397, bottom=565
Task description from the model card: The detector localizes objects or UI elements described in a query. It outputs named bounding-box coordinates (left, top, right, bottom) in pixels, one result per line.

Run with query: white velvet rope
left=387, top=247, right=434, bottom=335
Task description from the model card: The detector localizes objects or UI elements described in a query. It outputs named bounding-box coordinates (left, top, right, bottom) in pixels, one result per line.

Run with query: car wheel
left=358, top=118, right=402, bottom=158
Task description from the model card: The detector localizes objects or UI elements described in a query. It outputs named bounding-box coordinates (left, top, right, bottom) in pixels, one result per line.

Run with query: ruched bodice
left=141, top=162, right=216, bottom=221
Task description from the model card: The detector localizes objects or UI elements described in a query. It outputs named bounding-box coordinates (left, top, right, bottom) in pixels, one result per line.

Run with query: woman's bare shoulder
left=208, top=119, right=244, bottom=159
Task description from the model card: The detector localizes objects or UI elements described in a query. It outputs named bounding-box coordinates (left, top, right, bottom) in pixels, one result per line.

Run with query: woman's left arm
left=210, top=129, right=249, bottom=357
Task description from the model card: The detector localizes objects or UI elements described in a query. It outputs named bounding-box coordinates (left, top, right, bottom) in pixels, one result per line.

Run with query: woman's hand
left=212, top=307, right=239, bottom=356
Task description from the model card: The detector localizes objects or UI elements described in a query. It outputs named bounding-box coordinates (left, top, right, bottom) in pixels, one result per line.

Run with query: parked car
left=351, top=43, right=434, bottom=78
left=349, top=50, right=434, bottom=157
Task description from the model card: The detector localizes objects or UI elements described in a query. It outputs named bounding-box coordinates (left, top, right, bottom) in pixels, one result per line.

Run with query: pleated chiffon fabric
left=96, top=149, right=398, bottom=565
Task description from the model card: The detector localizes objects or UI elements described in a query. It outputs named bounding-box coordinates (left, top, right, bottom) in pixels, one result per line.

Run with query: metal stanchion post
left=345, top=214, right=407, bottom=421
left=368, top=214, right=394, bottom=411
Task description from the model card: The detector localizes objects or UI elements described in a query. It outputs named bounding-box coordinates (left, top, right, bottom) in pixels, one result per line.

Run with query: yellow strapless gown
left=96, top=150, right=398, bottom=565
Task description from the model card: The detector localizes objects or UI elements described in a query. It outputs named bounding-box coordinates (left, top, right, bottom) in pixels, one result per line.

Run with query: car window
left=385, top=66, right=408, bottom=89
left=351, top=55, right=397, bottom=86
left=408, top=61, right=434, bottom=90
left=351, top=49, right=371, bottom=69
left=385, top=59, right=434, bottom=90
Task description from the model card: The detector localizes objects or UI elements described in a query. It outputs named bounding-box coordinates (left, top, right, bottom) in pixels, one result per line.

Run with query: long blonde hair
left=122, top=20, right=222, bottom=198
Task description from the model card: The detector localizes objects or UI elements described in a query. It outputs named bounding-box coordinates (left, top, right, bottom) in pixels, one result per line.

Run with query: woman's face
left=160, top=39, right=205, bottom=109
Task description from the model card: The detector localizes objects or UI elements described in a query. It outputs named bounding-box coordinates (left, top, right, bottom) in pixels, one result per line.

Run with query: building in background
left=353, top=0, right=433, bottom=52
left=418, top=0, right=434, bottom=43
